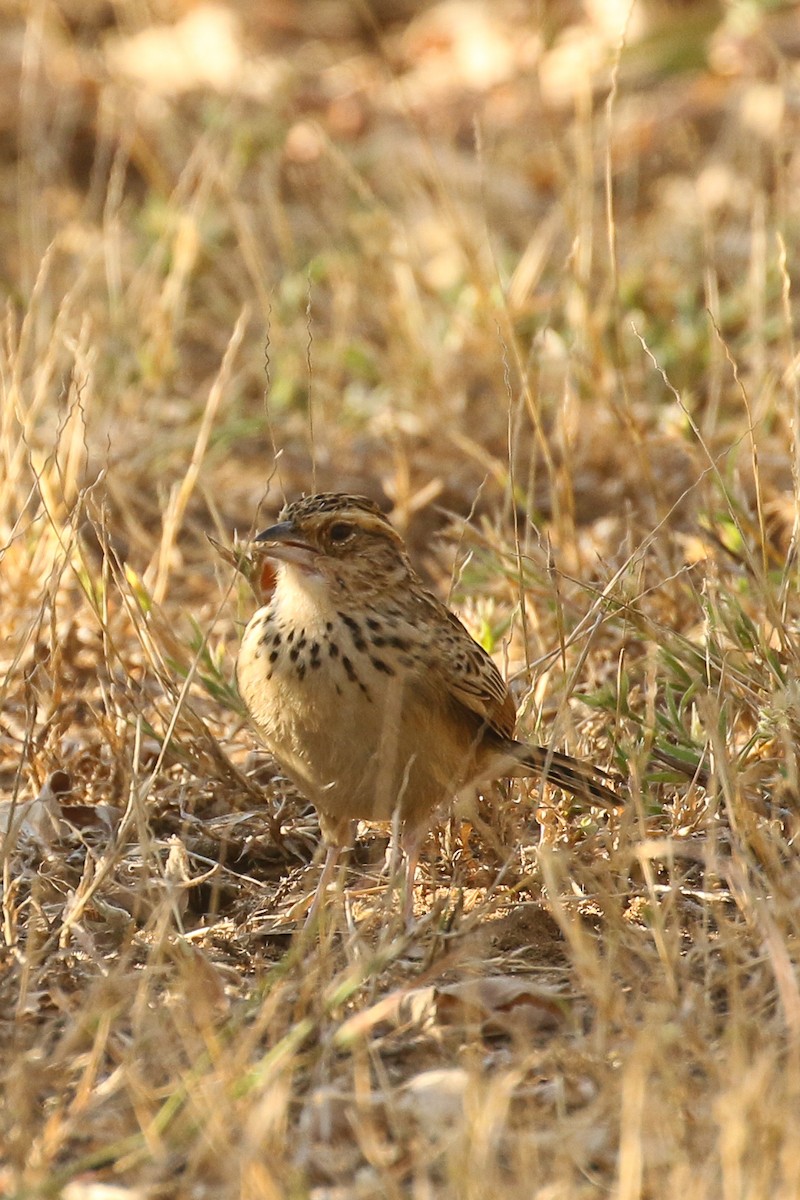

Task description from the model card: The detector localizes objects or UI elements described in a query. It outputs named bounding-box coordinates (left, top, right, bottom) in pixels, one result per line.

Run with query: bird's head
left=252, top=493, right=413, bottom=598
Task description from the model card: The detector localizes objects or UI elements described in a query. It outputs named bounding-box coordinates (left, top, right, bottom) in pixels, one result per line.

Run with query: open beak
left=253, top=520, right=317, bottom=568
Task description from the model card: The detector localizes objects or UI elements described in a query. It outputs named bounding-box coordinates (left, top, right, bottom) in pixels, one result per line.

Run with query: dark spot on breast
left=329, top=642, right=339, bottom=658
left=326, top=621, right=333, bottom=633
left=289, top=647, right=300, bottom=662
left=338, top=611, right=367, bottom=650
left=287, top=629, right=294, bottom=644
left=297, top=636, right=307, bottom=650
left=389, top=635, right=411, bottom=651
left=296, top=663, right=306, bottom=681
left=366, top=617, right=381, bottom=632
left=371, top=657, right=395, bottom=675
left=310, top=641, right=320, bottom=658
left=269, top=649, right=280, bottom=664
left=342, top=655, right=358, bottom=682
left=310, top=657, right=322, bottom=669
left=371, top=635, right=386, bottom=647
left=273, top=631, right=281, bottom=646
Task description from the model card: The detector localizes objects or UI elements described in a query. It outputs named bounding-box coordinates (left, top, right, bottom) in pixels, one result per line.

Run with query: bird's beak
left=253, top=520, right=316, bottom=568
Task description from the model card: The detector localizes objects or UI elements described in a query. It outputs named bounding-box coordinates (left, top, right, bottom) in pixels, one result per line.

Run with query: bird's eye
left=328, top=522, right=355, bottom=544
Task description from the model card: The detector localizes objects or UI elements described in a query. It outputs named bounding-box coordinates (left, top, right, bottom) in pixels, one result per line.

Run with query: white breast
left=269, top=562, right=338, bottom=635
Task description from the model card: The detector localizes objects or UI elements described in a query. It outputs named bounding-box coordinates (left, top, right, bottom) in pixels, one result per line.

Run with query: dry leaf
left=105, top=4, right=243, bottom=95
left=62, top=1183, right=148, bottom=1200
left=436, top=977, right=566, bottom=1036
left=397, top=1068, right=470, bottom=1140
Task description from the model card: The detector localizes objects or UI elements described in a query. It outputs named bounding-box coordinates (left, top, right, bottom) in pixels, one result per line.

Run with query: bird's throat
left=272, top=562, right=338, bottom=635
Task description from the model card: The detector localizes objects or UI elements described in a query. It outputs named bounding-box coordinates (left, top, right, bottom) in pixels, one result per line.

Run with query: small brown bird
left=236, top=493, right=618, bottom=923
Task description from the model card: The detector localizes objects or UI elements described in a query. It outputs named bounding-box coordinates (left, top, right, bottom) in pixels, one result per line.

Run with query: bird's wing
left=413, top=592, right=517, bottom=738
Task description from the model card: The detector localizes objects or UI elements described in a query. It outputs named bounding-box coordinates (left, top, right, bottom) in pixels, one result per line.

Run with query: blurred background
left=4, top=0, right=799, bottom=573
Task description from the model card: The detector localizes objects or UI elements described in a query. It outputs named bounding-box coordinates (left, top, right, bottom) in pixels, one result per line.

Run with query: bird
left=236, top=492, right=619, bottom=925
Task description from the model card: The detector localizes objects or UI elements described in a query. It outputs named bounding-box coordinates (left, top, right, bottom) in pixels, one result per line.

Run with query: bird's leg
left=399, top=825, right=426, bottom=928
left=304, top=842, right=341, bottom=929
left=386, top=831, right=402, bottom=880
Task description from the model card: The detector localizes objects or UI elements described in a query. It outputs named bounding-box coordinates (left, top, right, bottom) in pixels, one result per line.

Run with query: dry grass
left=2, top=1, right=800, bottom=1195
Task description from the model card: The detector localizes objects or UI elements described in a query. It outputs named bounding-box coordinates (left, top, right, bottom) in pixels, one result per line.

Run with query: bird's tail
left=501, top=743, right=621, bottom=807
